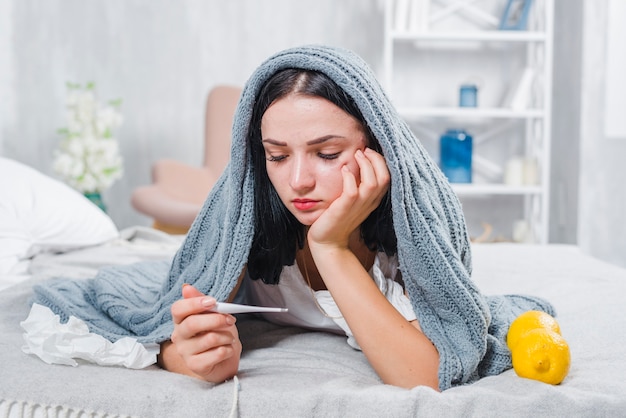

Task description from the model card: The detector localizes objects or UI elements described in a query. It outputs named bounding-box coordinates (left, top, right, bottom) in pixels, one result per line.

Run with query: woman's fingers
left=171, top=324, right=239, bottom=377
left=354, top=148, right=390, bottom=207
left=182, top=283, right=204, bottom=298
left=168, top=284, right=241, bottom=381
left=355, top=149, right=376, bottom=189
left=170, top=294, right=239, bottom=376
left=172, top=323, right=236, bottom=353
left=358, top=148, right=390, bottom=191
left=364, top=148, right=391, bottom=189
left=173, top=309, right=236, bottom=340
left=340, top=165, right=358, bottom=200
left=185, top=335, right=240, bottom=377
left=309, top=147, right=390, bottom=247
left=172, top=285, right=222, bottom=325
left=172, top=284, right=236, bottom=340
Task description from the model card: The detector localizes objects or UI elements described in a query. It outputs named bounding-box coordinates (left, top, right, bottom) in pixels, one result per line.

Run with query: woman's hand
left=160, top=284, right=241, bottom=382
left=308, top=147, right=390, bottom=249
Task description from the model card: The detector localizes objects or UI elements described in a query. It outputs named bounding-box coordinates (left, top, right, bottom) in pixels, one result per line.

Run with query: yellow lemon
left=507, top=310, right=561, bottom=350
left=510, top=328, right=571, bottom=385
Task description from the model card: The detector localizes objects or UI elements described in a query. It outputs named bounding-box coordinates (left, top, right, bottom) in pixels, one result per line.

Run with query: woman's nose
left=290, top=156, right=315, bottom=191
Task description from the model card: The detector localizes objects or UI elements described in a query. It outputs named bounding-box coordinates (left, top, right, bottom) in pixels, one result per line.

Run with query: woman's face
left=261, top=93, right=367, bottom=226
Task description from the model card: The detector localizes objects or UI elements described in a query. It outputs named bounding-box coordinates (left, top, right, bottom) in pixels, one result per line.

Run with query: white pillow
left=0, top=157, right=119, bottom=275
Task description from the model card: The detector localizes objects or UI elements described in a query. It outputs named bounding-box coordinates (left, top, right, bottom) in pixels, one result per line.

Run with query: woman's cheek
left=320, top=157, right=360, bottom=184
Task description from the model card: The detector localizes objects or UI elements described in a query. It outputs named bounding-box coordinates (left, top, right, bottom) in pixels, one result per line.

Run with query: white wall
left=549, top=0, right=582, bottom=245
left=577, top=0, right=626, bottom=268
left=2, top=0, right=625, bottom=268
left=0, top=0, right=383, bottom=228
left=0, top=0, right=14, bottom=158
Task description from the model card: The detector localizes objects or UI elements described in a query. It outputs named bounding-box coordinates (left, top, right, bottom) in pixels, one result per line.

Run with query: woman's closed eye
left=318, top=152, right=340, bottom=160
left=266, top=154, right=287, bottom=162
left=266, top=152, right=341, bottom=162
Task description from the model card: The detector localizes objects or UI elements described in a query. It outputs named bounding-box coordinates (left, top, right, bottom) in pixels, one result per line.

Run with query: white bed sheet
left=0, top=259, right=31, bottom=292
left=0, top=241, right=625, bottom=417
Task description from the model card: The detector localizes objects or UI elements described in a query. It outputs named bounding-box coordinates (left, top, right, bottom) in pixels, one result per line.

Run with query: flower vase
left=84, top=192, right=107, bottom=212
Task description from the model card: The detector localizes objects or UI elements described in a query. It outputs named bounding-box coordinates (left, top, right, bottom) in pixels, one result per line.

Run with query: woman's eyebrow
left=261, top=135, right=347, bottom=147
left=306, top=135, right=347, bottom=146
left=261, top=138, right=287, bottom=146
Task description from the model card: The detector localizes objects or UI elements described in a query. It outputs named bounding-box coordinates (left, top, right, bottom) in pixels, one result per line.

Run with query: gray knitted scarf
left=33, top=45, right=554, bottom=391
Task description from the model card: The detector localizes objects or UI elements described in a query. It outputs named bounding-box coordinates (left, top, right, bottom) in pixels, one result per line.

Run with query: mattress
left=1, top=236, right=625, bottom=417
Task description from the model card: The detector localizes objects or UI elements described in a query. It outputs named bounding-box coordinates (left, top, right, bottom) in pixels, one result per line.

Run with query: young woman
left=158, top=68, right=440, bottom=389
left=33, top=45, right=554, bottom=392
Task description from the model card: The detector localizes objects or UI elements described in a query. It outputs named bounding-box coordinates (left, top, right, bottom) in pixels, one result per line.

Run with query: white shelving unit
left=382, top=0, right=554, bottom=244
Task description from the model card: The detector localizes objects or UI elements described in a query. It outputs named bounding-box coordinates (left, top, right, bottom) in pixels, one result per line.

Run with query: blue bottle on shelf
left=440, top=129, right=472, bottom=183
left=459, top=84, right=478, bottom=107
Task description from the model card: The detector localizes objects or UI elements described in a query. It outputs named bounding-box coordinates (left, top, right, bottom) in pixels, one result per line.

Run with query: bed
left=1, top=160, right=626, bottom=417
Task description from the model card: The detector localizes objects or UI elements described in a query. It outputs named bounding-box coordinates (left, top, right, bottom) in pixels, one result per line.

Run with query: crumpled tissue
left=21, top=303, right=159, bottom=369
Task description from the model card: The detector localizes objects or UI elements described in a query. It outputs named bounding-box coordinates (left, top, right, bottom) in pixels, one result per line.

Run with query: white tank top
left=236, top=253, right=417, bottom=350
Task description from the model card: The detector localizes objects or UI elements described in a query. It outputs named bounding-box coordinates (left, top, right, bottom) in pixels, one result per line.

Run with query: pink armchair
left=131, top=85, right=242, bottom=234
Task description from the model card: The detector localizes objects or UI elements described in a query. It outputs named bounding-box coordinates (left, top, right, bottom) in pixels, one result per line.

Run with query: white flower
left=53, top=83, right=124, bottom=193
left=75, top=90, right=97, bottom=124
left=96, top=106, right=123, bottom=137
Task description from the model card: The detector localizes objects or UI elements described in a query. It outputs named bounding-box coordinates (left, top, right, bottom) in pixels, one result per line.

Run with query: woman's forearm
left=312, top=245, right=440, bottom=390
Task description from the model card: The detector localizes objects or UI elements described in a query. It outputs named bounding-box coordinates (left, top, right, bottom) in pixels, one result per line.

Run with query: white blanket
left=0, top=241, right=625, bottom=417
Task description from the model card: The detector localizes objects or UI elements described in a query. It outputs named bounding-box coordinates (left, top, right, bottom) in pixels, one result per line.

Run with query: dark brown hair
left=246, top=68, right=396, bottom=284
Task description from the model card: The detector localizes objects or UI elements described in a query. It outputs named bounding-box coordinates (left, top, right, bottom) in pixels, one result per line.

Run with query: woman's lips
left=293, top=199, right=318, bottom=211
